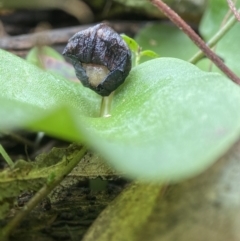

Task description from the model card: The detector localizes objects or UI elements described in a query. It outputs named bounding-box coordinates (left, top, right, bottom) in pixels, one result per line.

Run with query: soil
left=8, top=178, right=128, bottom=241
left=0, top=130, right=128, bottom=240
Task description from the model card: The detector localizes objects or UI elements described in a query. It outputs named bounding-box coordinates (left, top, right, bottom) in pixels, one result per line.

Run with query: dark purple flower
left=63, top=23, right=131, bottom=96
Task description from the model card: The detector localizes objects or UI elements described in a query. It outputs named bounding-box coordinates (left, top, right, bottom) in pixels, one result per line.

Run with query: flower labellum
left=62, top=23, right=132, bottom=96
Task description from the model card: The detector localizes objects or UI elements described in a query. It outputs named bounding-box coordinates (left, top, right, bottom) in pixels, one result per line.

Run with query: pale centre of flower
left=82, top=63, right=109, bottom=87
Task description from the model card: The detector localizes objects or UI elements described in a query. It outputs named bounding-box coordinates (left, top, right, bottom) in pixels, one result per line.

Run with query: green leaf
left=199, top=0, right=240, bottom=75
left=0, top=49, right=100, bottom=116
left=85, top=59, right=240, bottom=181
left=82, top=140, right=240, bottom=241
left=135, top=23, right=198, bottom=63
left=1, top=49, right=240, bottom=182
left=140, top=50, right=159, bottom=58
left=199, top=0, right=240, bottom=38
left=121, top=34, right=139, bottom=53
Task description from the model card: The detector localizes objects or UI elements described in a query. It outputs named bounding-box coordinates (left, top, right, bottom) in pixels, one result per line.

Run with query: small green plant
left=121, top=34, right=159, bottom=66
left=1, top=0, right=240, bottom=239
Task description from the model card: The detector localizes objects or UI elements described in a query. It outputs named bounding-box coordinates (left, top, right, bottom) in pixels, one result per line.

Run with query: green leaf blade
left=121, top=34, right=139, bottom=52
left=0, top=49, right=101, bottom=117
left=140, top=50, right=159, bottom=58
left=85, top=58, right=240, bottom=181
left=1, top=48, right=240, bottom=182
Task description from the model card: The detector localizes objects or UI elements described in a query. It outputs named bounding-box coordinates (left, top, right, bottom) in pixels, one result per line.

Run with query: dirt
left=7, top=178, right=128, bottom=241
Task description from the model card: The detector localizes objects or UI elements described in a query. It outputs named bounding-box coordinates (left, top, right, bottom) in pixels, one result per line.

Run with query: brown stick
left=0, top=22, right=143, bottom=51
left=150, top=0, right=240, bottom=85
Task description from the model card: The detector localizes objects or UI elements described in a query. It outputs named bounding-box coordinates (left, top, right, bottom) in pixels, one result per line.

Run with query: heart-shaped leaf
left=1, top=49, right=240, bottom=182
left=84, top=59, right=240, bottom=181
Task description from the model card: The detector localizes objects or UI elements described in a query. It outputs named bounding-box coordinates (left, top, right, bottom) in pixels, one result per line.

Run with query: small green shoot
left=121, top=34, right=159, bottom=66
left=140, top=50, right=159, bottom=59
left=0, top=144, right=14, bottom=168
left=121, top=34, right=139, bottom=52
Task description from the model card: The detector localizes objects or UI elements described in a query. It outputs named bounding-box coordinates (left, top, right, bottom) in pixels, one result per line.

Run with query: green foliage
left=1, top=49, right=240, bottom=182
left=121, top=34, right=139, bottom=52
left=140, top=50, right=159, bottom=58
left=135, top=24, right=198, bottom=62
left=121, top=34, right=159, bottom=66
left=86, top=59, right=240, bottom=181
left=1, top=0, right=240, bottom=225
left=200, top=0, right=237, bottom=37
left=0, top=145, right=14, bottom=168
left=197, top=0, right=240, bottom=75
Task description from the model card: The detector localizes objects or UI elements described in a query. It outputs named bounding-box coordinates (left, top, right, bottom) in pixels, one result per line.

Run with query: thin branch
left=227, top=0, right=240, bottom=21
left=100, top=92, right=114, bottom=118
left=150, top=0, right=240, bottom=85
left=0, top=22, right=143, bottom=51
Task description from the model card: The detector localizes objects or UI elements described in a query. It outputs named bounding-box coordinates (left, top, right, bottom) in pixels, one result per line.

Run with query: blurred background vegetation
left=0, top=0, right=206, bottom=36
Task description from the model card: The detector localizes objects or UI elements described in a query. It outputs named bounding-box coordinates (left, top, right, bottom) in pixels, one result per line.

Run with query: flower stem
left=189, top=11, right=238, bottom=64
left=100, top=91, right=114, bottom=117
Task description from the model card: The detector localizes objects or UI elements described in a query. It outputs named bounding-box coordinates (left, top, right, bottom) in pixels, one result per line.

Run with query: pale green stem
left=1, top=146, right=87, bottom=241
left=100, top=42, right=140, bottom=118
left=0, top=144, right=14, bottom=168
left=134, top=47, right=142, bottom=67
left=94, top=92, right=115, bottom=191
left=189, top=11, right=238, bottom=64
left=100, top=91, right=115, bottom=117
left=135, top=52, right=140, bottom=67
